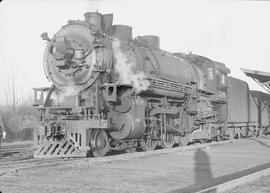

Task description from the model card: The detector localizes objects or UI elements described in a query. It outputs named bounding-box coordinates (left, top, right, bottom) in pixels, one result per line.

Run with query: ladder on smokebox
left=33, top=138, right=87, bottom=158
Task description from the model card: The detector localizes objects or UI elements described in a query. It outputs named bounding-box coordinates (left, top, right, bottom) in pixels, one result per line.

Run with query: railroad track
left=0, top=142, right=33, bottom=162
left=0, top=140, right=231, bottom=176
left=1, top=137, right=270, bottom=193
left=1, top=143, right=32, bottom=155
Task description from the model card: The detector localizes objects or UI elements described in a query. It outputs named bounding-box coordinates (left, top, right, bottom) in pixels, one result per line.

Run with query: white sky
left=0, top=0, right=270, bottom=104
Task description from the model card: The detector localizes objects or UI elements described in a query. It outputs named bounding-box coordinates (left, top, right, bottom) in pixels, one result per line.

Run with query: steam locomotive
left=32, top=12, right=270, bottom=158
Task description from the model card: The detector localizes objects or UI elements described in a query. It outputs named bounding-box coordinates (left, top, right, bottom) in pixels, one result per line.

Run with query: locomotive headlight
left=49, top=37, right=74, bottom=61
left=49, top=45, right=62, bottom=60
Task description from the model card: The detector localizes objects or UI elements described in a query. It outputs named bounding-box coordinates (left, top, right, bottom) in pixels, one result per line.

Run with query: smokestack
left=84, top=12, right=102, bottom=30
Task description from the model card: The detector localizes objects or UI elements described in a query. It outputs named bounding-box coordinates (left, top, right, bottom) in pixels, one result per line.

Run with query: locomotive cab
left=211, top=61, right=230, bottom=102
left=174, top=53, right=230, bottom=101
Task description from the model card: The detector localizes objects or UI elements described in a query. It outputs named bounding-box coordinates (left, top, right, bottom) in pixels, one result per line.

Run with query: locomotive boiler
left=33, top=12, right=230, bottom=158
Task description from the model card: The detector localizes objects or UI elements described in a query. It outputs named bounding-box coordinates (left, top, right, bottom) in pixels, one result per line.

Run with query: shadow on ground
left=169, top=148, right=216, bottom=193
left=168, top=145, right=270, bottom=193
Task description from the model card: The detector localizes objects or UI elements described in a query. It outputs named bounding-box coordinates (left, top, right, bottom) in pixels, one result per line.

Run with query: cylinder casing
left=109, top=97, right=146, bottom=140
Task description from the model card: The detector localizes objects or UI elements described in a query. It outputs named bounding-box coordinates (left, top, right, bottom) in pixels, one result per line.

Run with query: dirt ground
left=1, top=137, right=270, bottom=193
left=224, top=175, right=270, bottom=193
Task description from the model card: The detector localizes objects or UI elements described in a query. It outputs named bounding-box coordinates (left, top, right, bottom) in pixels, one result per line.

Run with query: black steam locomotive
left=32, top=12, right=270, bottom=158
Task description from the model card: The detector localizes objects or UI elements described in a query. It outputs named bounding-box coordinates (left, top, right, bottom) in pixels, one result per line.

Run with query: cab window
left=207, top=68, right=214, bottom=80
left=220, top=74, right=226, bottom=85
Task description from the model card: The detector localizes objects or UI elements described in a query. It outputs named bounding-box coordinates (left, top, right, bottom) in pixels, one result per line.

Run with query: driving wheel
left=90, top=129, right=110, bottom=157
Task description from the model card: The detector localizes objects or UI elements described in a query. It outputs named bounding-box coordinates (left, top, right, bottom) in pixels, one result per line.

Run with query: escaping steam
left=112, top=39, right=150, bottom=93
left=52, top=86, right=81, bottom=105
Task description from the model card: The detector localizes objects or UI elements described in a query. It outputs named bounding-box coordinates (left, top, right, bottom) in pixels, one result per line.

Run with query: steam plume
left=112, top=39, right=150, bottom=93
left=52, top=86, right=81, bottom=105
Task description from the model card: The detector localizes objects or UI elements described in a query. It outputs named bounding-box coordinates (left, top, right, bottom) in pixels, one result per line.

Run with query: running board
left=33, top=139, right=88, bottom=158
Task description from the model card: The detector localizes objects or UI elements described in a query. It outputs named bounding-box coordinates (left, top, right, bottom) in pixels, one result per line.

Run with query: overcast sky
left=0, top=0, right=270, bottom=104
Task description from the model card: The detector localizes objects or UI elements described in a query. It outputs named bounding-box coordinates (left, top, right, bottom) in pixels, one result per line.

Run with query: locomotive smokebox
left=84, top=12, right=102, bottom=29
left=109, top=25, right=132, bottom=42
